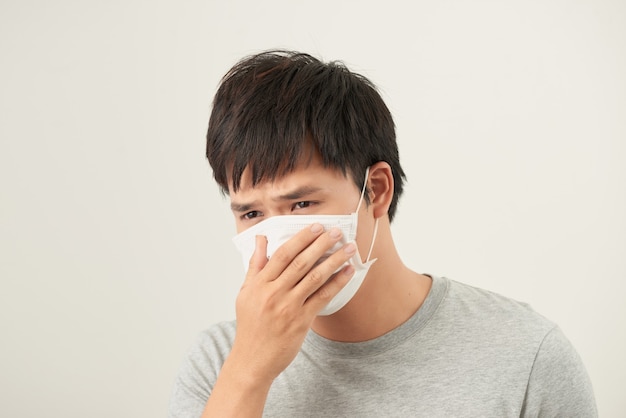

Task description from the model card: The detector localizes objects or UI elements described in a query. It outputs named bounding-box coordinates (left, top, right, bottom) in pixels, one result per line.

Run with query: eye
left=292, top=201, right=315, bottom=211
left=242, top=210, right=262, bottom=220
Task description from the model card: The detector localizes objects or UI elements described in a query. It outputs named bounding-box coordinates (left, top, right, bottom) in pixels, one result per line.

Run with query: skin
left=202, top=152, right=432, bottom=417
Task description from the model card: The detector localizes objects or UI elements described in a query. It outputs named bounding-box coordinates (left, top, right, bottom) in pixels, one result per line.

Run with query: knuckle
left=276, top=304, right=296, bottom=321
left=272, top=247, right=293, bottom=264
left=316, top=285, right=332, bottom=300
left=308, top=268, right=324, bottom=285
left=290, top=256, right=308, bottom=273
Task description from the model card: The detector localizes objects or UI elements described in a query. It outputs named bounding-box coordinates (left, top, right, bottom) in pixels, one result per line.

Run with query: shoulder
left=172, top=322, right=236, bottom=398
left=434, top=277, right=597, bottom=415
left=168, top=321, right=236, bottom=417
left=522, top=325, right=598, bottom=416
left=428, top=277, right=557, bottom=371
left=191, top=320, right=237, bottom=369
left=196, top=320, right=237, bottom=348
left=441, top=277, right=556, bottom=336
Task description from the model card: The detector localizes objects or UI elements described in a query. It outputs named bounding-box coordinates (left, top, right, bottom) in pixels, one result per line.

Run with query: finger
left=275, top=227, right=345, bottom=288
left=304, top=263, right=356, bottom=315
left=293, top=242, right=357, bottom=303
left=257, top=223, right=325, bottom=282
left=245, top=235, right=268, bottom=280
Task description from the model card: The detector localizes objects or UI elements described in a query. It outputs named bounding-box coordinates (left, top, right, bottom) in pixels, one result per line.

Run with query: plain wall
left=1, top=0, right=624, bottom=416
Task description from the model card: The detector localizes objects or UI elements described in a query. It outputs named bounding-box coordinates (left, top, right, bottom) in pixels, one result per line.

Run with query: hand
left=229, top=223, right=356, bottom=383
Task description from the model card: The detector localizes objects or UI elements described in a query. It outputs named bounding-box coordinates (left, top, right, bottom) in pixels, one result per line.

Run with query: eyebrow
left=230, top=185, right=324, bottom=212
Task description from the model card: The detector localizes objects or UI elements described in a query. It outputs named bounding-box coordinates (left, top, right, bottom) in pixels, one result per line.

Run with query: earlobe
left=367, top=162, right=394, bottom=219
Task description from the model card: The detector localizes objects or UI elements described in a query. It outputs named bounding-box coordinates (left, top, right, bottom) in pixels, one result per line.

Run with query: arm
left=521, top=326, right=597, bottom=417
left=202, top=225, right=356, bottom=417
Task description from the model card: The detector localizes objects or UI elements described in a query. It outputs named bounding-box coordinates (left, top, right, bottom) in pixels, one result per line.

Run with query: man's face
left=228, top=152, right=363, bottom=234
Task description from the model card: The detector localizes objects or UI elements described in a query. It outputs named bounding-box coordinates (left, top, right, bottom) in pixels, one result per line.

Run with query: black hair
left=206, top=50, right=406, bottom=221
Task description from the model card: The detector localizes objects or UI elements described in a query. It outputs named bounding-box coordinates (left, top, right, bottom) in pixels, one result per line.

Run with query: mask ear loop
left=355, top=166, right=379, bottom=263
left=355, top=166, right=370, bottom=214
left=365, top=218, right=379, bottom=263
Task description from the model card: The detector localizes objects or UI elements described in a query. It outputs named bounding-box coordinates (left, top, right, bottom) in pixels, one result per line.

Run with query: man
left=169, top=50, right=596, bottom=417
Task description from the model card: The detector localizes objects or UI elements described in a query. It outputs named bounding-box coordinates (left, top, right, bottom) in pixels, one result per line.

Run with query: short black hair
left=206, top=50, right=406, bottom=221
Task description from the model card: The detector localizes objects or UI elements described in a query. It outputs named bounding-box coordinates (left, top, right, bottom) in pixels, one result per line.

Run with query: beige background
left=1, top=0, right=624, bottom=416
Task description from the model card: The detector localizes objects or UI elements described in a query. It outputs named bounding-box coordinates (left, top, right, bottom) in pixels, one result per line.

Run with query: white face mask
left=232, top=168, right=379, bottom=316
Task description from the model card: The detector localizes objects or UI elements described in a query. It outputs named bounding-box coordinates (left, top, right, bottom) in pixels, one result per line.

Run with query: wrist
left=221, top=349, right=275, bottom=394
left=203, top=352, right=274, bottom=418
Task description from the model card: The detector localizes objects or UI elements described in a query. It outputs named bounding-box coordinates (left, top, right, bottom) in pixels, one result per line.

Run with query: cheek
left=233, top=218, right=247, bottom=234
left=234, top=217, right=267, bottom=234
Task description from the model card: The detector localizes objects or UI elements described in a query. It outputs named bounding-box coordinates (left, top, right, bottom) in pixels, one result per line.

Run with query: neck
left=311, top=221, right=432, bottom=342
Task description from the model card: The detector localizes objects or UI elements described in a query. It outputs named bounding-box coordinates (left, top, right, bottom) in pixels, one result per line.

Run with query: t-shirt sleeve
left=521, top=326, right=597, bottom=417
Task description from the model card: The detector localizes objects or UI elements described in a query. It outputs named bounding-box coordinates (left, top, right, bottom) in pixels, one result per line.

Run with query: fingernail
left=329, top=228, right=342, bottom=240
left=343, top=243, right=356, bottom=255
left=311, top=223, right=323, bottom=233
left=344, top=265, right=355, bottom=276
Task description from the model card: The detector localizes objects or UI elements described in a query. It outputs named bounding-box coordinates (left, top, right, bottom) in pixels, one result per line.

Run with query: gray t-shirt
left=169, top=276, right=597, bottom=417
